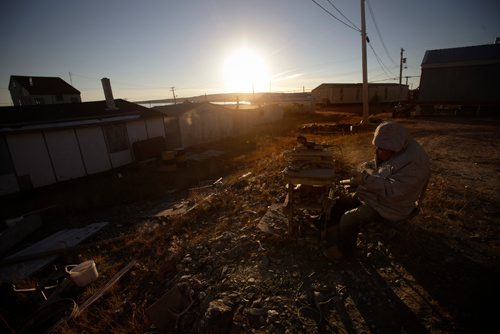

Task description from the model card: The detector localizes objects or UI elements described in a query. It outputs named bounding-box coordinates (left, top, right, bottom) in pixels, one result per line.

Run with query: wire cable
left=310, top=0, right=360, bottom=32
left=326, top=0, right=359, bottom=30
left=366, top=0, right=397, bottom=66
left=368, top=41, right=397, bottom=78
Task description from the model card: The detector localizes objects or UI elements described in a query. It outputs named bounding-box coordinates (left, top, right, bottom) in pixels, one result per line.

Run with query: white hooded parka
left=356, top=122, right=431, bottom=221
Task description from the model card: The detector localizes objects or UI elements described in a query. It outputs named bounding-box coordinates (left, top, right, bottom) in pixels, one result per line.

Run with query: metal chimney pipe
left=101, top=77, right=117, bottom=110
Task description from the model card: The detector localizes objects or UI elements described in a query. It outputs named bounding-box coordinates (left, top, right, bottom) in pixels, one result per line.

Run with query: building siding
left=45, top=129, right=86, bottom=182
left=419, top=64, right=500, bottom=105
left=76, top=127, right=111, bottom=175
left=312, top=84, right=408, bottom=105
left=7, top=133, right=56, bottom=188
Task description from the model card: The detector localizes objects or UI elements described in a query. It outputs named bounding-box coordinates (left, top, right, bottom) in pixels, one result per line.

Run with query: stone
left=201, top=299, right=234, bottom=334
left=245, top=307, right=268, bottom=327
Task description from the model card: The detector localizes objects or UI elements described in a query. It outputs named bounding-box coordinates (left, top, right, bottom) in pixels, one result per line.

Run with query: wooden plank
left=0, top=234, right=130, bottom=267
left=75, top=260, right=137, bottom=316
left=0, top=222, right=108, bottom=282
left=284, top=150, right=334, bottom=158
left=0, top=214, right=42, bottom=256
left=284, top=167, right=336, bottom=186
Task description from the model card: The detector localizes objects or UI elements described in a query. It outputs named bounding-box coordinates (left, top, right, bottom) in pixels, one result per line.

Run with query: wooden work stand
left=283, top=147, right=337, bottom=241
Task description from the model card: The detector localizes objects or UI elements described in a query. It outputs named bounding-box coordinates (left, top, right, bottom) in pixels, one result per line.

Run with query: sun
left=222, top=47, right=270, bottom=93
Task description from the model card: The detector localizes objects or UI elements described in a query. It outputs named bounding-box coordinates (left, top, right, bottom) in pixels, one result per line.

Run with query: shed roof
left=313, top=83, right=405, bottom=91
left=421, top=43, right=500, bottom=68
left=153, top=102, right=230, bottom=117
left=0, top=99, right=162, bottom=129
left=9, top=75, right=81, bottom=95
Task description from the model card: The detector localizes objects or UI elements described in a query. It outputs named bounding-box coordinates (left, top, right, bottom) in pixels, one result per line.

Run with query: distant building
left=9, top=75, right=81, bottom=106
left=0, top=99, right=167, bottom=195
left=154, top=102, right=284, bottom=148
left=418, top=42, right=500, bottom=113
left=312, top=83, right=408, bottom=106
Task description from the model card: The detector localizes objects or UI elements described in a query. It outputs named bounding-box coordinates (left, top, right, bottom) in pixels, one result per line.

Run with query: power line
left=366, top=0, right=397, bottom=66
left=367, top=40, right=396, bottom=78
left=369, top=77, right=398, bottom=83
left=310, top=0, right=360, bottom=32
left=326, top=0, right=359, bottom=30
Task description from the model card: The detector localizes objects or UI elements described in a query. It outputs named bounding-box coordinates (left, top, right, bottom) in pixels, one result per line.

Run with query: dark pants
left=326, top=192, right=382, bottom=254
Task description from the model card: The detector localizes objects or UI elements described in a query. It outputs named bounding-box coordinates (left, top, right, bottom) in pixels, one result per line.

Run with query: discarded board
left=186, top=149, right=224, bottom=162
left=0, top=213, right=42, bottom=256
left=76, top=260, right=137, bottom=316
left=146, top=285, right=194, bottom=331
left=153, top=201, right=190, bottom=217
left=257, top=204, right=288, bottom=235
left=153, top=194, right=215, bottom=217
left=0, top=222, right=108, bottom=282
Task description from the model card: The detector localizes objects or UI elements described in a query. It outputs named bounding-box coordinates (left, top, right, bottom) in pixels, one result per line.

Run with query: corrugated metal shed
left=418, top=43, right=500, bottom=107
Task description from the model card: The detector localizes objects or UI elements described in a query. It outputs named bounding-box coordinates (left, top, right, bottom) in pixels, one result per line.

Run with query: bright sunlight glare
left=222, top=47, right=270, bottom=93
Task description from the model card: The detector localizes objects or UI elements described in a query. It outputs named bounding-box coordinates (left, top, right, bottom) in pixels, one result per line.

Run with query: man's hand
left=359, top=160, right=376, bottom=175
left=350, top=170, right=367, bottom=186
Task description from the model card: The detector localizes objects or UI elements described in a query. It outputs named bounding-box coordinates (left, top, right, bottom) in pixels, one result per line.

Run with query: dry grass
left=7, top=111, right=500, bottom=333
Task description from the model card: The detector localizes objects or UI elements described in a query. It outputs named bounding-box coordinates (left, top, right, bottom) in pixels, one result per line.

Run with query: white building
left=154, top=102, right=284, bottom=148
left=312, top=83, right=408, bottom=106
left=0, top=99, right=167, bottom=195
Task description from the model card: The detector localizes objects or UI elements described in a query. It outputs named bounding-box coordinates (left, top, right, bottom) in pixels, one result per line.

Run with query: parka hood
left=372, top=121, right=409, bottom=152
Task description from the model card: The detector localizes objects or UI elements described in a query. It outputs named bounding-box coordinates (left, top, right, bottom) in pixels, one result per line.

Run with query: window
left=34, top=97, right=44, bottom=105
left=104, top=124, right=129, bottom=153
left=56, top=95, right=63, bottom=102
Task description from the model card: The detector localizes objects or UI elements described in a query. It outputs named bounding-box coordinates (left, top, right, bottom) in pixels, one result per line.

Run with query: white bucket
left=65, top=260, right=99, bottom=287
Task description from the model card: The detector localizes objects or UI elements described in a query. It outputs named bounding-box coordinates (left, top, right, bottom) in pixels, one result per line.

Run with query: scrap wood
left=0, top=213, right=42, bottom=256
left=0, top=234, right=131, bottom=267
left=0, top=222, right=109, bottom=282
left=188, top=177, right=223, bottom=191
left=146, top=285, right=194, bottom=330
left=153, top=192, right=216, bottom=217
left=75, top=260, right=137, bottom=317
left=184, top=193, right=215, bottom=214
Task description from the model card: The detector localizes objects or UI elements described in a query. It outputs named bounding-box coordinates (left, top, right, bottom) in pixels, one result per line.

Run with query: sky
left=1, top=0, right=499, bottom=105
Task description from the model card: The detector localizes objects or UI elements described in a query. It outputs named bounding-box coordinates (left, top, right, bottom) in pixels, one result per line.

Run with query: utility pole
left=399, top=49, right=406, bottom=101
left=170, top=86, right=177, bottom=104
left=399, top=48, right=405, bottom=85
left=360, top=0, right=369, bottom=124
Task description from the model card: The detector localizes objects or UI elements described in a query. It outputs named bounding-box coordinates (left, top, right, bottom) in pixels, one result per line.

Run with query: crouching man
left=324, top=121, right=431, bottom=260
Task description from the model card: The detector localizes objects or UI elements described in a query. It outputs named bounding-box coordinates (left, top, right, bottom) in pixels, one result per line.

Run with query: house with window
left=312, top=83, right=408, bottom=106
left=8, top=75, right=82, bottom=106
left=0, top=99, right=168, bottom=195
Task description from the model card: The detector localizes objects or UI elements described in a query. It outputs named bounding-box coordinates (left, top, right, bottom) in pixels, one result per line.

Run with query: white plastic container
left=65, top=260, right=99, bottom=287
